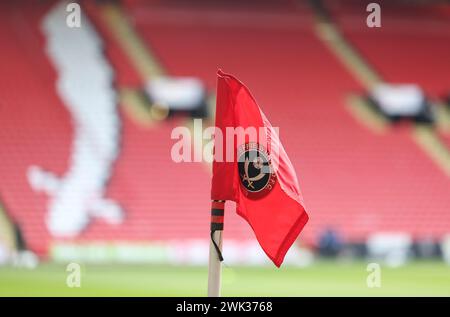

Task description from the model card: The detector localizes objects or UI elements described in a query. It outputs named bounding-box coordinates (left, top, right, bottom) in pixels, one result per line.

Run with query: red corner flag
left=211, top=70, right=309, bottom=267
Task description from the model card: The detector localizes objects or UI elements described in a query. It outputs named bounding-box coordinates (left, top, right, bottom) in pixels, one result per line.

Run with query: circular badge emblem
left=237, top=143, right=276, bottom=198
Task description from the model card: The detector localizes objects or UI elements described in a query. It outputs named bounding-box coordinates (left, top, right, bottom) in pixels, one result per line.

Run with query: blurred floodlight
left=146, top=77, right=206, bottom=110
left=371, top=84, right=425, bottom=116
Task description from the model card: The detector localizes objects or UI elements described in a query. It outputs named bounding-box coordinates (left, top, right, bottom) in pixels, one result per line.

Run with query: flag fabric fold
left=211, top=69, right=309, bottom=267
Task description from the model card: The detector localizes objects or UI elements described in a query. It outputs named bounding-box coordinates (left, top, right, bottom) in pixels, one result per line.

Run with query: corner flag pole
left=208, top=200, right=225, bottom=297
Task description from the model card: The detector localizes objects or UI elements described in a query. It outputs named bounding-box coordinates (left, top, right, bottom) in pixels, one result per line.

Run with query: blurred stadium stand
left=0, top=0, right=449, bottom=264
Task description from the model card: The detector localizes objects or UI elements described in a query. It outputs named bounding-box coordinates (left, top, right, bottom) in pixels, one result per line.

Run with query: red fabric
left=211, top=70, right=309, bottom=267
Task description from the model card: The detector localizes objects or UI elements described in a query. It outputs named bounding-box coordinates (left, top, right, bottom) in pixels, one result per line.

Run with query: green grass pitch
left=0, top=261, right=449, bottom=296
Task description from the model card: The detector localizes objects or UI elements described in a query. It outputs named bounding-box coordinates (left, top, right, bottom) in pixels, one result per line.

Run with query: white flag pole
left=207, top=200, right=225, bottom=297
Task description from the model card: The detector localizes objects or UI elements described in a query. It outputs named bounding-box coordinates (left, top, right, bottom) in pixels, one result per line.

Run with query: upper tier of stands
left=0, top=0, right=449, bottom=257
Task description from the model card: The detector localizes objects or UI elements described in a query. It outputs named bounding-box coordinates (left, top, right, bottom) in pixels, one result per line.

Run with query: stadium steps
left=122, top=0, right=450, bottom=242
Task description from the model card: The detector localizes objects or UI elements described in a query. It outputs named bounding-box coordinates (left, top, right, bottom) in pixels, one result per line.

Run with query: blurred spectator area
left=0, top=0, right=449, bottom=261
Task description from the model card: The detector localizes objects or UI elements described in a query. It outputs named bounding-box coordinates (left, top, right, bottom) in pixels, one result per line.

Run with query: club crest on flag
left=237, top=142, right=276, bottom=198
